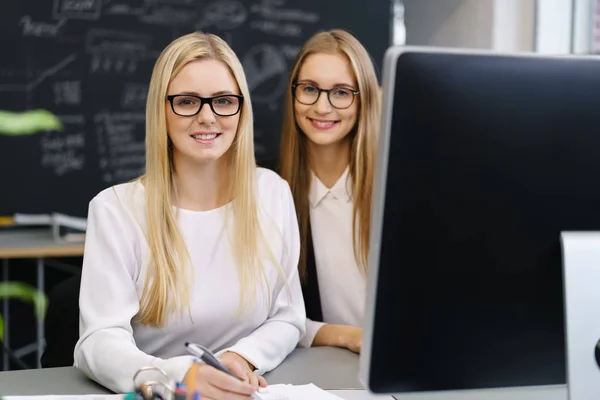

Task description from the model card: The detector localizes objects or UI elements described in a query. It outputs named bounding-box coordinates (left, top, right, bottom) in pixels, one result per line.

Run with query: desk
left=0, top=348, right=391, bottom=399
left=0, top=347, right=570, bottom=399
left=0, top=229, right=84, bottom=370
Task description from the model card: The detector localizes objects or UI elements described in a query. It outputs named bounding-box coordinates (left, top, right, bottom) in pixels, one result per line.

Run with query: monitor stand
left=561, top=231, right=600, bottom=400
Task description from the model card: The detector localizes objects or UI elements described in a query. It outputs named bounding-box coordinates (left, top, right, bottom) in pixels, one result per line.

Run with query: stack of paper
left=258, top=384, right=345, bottom=400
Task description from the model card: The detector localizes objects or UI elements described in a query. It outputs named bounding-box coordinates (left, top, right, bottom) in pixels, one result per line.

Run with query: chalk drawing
left=242, top=44, right=287, bottom=104
left=0, top=54, right=76, bottom=92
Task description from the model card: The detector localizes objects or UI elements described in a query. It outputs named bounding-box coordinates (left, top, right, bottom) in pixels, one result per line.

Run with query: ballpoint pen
left=184, top=342, right=265, bottom=400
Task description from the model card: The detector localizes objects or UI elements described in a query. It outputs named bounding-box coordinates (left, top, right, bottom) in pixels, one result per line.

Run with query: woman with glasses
left=74, top=32, right=305, bottom=398
left=279, top=29, right=381, bottom=353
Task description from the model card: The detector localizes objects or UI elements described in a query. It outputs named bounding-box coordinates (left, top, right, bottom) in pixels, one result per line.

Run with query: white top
left=299, top=167, right=367, bottom=348
left=74, top=168, right=306, bottom=393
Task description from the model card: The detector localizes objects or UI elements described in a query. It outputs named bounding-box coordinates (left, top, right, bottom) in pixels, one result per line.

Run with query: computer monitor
left=360, top=46, right=600, bottom=398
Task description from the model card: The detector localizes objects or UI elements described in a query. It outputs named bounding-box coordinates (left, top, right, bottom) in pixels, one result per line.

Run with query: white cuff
left=299, top=319, right=326, bottom=348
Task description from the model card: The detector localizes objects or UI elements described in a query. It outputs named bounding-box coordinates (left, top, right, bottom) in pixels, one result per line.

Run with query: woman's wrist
left=222, top=351, right=255, bottom=371
left=313, top=324, right=345, bottom=347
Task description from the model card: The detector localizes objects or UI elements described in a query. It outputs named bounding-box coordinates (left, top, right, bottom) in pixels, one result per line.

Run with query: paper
left=1, top=395, right=123, bottom=400
left=258, top=384, right=345, bottom=400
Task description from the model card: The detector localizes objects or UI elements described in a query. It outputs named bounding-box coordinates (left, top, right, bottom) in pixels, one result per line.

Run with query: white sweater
left=74, top=168, right=306, bottom=393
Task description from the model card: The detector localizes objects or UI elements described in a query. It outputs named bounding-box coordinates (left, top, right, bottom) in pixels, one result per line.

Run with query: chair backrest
left=41, top=273, right=81, bottom=368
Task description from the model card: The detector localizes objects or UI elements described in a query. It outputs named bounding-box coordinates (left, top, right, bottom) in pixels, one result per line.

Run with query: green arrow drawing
left=0, top=109, right=63, bottom=136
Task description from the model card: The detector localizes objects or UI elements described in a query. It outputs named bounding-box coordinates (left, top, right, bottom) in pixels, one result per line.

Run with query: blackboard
left=0, top=0, right=391, bottom=218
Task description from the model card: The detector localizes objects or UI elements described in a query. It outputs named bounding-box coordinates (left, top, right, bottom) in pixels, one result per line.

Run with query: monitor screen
left=360, top=47, right=600, bottom=397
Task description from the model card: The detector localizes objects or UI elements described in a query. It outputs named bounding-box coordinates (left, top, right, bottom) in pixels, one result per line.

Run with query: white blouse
left=74, top=168, right=306, bottom=393
left=299, top=167, right=367, bottom=347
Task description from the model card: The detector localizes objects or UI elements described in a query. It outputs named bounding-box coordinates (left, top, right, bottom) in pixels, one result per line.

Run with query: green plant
left=0, top=282, right=48, bottom=341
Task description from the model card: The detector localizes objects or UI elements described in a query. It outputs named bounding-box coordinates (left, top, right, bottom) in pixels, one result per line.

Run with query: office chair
left=41, top=273, right=81, bottom=368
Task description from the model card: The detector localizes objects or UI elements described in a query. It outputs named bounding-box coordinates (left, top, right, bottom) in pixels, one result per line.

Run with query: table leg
left=2, top=258, right=8, bottom=371
left=36, top=257, right=44, bottom=369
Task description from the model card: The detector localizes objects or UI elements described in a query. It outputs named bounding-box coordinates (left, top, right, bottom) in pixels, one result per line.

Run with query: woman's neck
left=172, top=156, right=230, bottom=211
left=308, top=139, right=350, bottom=188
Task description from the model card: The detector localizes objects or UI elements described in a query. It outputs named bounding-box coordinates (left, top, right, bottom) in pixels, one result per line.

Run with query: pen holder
left=131, top=366, right=175, bottom=400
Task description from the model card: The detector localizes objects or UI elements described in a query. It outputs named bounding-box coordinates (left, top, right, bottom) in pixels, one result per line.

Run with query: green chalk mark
left=0, top=109, right=63, bottom=136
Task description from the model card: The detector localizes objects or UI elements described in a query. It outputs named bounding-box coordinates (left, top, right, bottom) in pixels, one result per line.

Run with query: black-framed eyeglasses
left=166, top=94, right=244, bottom=117
left=292, top=83, right=359, bottom=110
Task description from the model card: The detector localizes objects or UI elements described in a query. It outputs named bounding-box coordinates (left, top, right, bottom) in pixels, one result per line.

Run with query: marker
left=0, top=216, right=14, bottom=226
left=174, top=382, right=187, bottom=400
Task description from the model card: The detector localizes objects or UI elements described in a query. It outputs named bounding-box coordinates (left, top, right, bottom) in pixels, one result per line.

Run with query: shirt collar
left=309, top=166, right=352, bottom=208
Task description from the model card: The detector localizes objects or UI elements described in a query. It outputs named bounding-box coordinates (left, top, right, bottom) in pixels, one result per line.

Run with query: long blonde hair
left=279, top=29, right=381, bottom=280
left=138, top=32, right=270, bottom=327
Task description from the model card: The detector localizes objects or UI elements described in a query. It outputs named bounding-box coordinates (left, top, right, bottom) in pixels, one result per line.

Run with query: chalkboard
left=0, top=0, right=390, bottom=218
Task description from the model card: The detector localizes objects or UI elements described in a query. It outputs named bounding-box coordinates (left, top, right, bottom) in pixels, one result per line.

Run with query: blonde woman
left=74, top=32, right=305, bottom=398
left=279, top=29, right=381, bottom=353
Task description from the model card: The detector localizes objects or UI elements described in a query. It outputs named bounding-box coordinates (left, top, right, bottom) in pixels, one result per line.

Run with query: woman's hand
left=219, top=351, right=267, bottom=389
left=341, top=326, right=362, bottom=353
left=183, top=352, right=264, bottom=400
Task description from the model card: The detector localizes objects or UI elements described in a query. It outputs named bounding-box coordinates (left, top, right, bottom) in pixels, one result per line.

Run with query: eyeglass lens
left=171, top=95, right=241, bottom=116
left=294, top=84, right=355, bottom=109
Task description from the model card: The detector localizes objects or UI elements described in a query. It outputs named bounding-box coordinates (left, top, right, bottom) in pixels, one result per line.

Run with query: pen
left=185, top=342, right=235, bottom=377
left=184, top=342, right=265, bottom=400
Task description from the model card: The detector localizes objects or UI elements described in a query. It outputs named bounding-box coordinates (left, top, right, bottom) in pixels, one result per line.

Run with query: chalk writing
left=90, top=57, right=137, bottom=73
left=41, top=151, right=86, bottom=175
left=196, top=0, right=247, bottom=30
left=20, top=16, right=66, bottom=37
left=141, top=6, right=197, bottom=26
left=121, top=83, right=148, bottom=109
left=105, top=4, right=145, bottom=16
left=86, top=30, right=149, bottom=74
left=53, top=0, right=102, bottom=20
left=250, top=20, right=302, bottom=37
left=40, top=132, right=85, bottom=151
left=250, top=0, right=319, bottom=23
left=86, top=29, right=151, bottom=59
left=40, top=131, right=86, bottom=176
left=53, top=81, right=82, bottom=105
left=94, top=112, right=146, bottom=184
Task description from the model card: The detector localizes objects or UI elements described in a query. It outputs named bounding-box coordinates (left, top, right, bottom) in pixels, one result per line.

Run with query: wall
left=492, top=0, right=536, bottom=52
left=402, top=0, right=536, bottom=52
left=535, top=0, right=574, bottom=53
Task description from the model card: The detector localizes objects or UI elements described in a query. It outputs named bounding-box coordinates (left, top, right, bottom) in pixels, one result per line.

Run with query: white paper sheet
left=257, top=384, right=345, bottom=400
left=1, top=395, right=123, bottom=400
left=2, top=384, right=344, bottom=400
